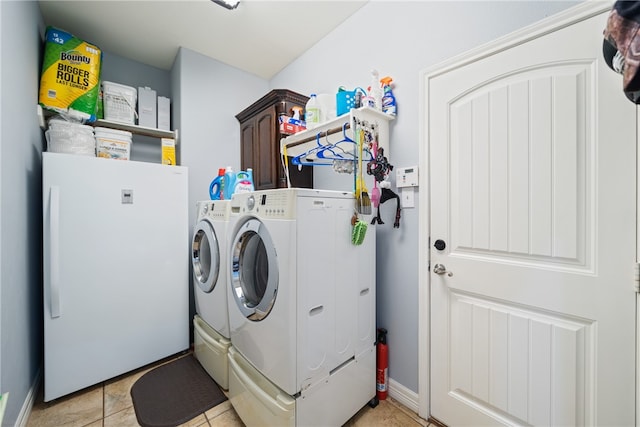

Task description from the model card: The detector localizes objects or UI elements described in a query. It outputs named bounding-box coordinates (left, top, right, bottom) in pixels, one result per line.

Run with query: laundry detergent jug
left=209, top=168, right=226, bottom=200
left=234, top=168, right=254, bottom=194
left=223, top=166, right=236, bottom=200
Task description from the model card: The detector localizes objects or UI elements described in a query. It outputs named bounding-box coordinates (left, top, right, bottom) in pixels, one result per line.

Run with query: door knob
left=433, top=263, right=453, bottom=277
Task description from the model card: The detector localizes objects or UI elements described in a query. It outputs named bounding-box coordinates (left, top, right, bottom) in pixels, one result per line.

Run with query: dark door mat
left=131, top=354, right=228, bottom=427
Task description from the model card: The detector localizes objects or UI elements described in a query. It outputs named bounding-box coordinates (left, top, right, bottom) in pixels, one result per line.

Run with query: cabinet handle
left=49, top=186, right=61, bottom=318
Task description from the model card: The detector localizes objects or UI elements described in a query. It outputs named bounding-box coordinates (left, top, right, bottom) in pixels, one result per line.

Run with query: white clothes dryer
left=226, top=188, right=377, bottom=426
left=192, top=200, right=231, bottom=336
left=191, top=200, right=232, bottom=389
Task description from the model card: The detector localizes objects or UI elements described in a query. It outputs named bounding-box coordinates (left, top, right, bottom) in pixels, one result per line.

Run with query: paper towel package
left=39, top=26, right=102, bottom=121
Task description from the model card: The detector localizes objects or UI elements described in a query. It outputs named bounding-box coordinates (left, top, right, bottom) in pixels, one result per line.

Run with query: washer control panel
left=199, top=200, right=230, bottom=221
left=232, top=190, right=295, bottom=219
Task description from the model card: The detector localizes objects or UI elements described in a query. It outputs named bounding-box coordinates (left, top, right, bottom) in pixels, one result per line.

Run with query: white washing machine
left=226, top=188, right=377, bottom=426
left=191, top=200, right=232, bottom=389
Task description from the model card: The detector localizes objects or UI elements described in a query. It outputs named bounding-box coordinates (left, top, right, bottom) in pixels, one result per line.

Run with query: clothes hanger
left=317, top=122, right=374, bottom=162
left=291, top=132, right=334, bottom=166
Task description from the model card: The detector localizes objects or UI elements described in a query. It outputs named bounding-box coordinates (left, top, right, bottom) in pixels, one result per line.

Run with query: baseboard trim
left=14, top=368, right=41, bottom=427
left=388, top=377, right=419, bottom=414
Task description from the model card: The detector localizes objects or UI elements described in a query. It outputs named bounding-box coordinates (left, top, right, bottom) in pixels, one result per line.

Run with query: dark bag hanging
left=603, top=1, right=640, bottom=103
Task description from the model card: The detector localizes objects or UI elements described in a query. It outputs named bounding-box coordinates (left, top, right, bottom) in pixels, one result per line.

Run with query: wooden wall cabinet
left=236, top=89, right=313, bottom=190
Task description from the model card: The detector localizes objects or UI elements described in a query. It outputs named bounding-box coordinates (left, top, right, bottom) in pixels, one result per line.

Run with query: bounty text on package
left=38, top=27, right=102, bottom=121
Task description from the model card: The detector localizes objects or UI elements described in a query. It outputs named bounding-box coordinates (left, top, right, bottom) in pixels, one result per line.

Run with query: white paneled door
left=427, top=5, right=637, bottom=426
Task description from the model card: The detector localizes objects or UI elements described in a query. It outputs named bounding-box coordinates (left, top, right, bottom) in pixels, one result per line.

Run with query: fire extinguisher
left=376, top=328, right=388, bottom=401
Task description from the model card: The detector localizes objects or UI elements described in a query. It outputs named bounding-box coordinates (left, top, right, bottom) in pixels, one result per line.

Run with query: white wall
left=0, top=1, right=45, bottom=424
left=271, top=0, right=579, bottom=394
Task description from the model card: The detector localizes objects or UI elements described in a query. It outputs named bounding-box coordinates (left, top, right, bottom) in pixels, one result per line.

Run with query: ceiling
left=37, top=0, right=368, bottom=80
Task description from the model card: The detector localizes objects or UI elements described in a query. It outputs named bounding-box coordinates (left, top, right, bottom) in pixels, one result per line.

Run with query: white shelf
left=281, top=107, right=394, bottom=163
left=92, top=119, right=177, bottom=142
left=37, top=105, right=178, bottom=143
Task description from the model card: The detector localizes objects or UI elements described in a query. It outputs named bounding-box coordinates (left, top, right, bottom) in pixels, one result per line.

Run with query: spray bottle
left=362, top=87, right=375, bottom=109
left=370, top=69, right=383, bottom=111
left=380, top=76, right=397, bottom=116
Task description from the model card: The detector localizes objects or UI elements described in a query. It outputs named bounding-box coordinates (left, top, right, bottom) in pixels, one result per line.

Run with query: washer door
left=230, top=218, right=279, bottom=321
left=192, top=220, right=220, bottom=293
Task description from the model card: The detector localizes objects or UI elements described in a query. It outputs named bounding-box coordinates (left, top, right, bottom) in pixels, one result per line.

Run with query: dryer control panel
left=230, top=188, right=352, bottom=220
left=256, top=191, right=294, bottom=219
left=231, top=190, right=295, bottom=220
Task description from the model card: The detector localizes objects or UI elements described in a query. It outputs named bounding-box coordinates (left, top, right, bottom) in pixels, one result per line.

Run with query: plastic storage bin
left=102, top=81, right=137, bottom=124
left=94, top=127, right=132, bottom=160
left=336, top=87, right=365, bottom=116
left=45, top=119, right=96, bottom=156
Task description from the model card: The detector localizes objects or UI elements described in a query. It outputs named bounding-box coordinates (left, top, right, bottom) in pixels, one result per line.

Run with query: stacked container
left=94, top=127, right=132, bottom=160
left=45, top=119, right=96, bottom=156
left=102, top=81, right=137, bottom=125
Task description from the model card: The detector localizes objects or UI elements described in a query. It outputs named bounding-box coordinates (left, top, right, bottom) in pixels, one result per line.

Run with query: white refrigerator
left=42, top=152, right=189, bottom=401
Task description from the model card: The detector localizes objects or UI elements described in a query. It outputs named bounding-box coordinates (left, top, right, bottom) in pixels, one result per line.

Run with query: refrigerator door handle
left=49, top=186, right=61, bottom=318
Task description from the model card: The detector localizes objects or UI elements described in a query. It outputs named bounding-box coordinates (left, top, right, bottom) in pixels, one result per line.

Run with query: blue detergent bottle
left=209, top=168, right=226, bottom=200
left=224, top=166, right=236, bottom=200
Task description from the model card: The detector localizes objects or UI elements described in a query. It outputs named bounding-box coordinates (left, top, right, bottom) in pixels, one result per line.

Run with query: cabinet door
left=237, top=92, right=313, bottom=190
left=240, top=120, right=255, bottom=175
left=255, top=107, right=278, bottom=190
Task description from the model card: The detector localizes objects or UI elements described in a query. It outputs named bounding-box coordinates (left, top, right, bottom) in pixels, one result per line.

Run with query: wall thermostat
left=396, top=166, right=419, bottom=188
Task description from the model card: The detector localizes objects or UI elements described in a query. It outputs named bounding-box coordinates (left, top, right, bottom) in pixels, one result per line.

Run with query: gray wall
left=171, top=47, right=267, bottom=336
left=172, top=47, right=268, bottom=209
left=100, top=51, right=171, bottom=98
left=270, top=0, right=579, bottom=394
left=0, top=1, right=45, bottom=425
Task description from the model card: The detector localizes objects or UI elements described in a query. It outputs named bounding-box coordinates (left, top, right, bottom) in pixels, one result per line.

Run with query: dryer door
left=229, top=218, right=279, bottom=321
left=192, top=220, right=220, bottom=293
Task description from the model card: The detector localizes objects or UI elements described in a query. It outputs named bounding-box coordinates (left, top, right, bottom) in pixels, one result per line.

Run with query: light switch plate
left=396, top=166, right=419, bottom=187
left=401, top=187, right=415, bottom=208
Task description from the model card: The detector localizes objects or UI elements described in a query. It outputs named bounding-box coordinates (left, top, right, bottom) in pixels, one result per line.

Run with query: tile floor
left=27, top=352, right=430, bottom=427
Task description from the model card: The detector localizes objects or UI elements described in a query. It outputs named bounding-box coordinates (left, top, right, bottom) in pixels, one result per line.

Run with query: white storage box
left=46, top=119, right=95, bottom=156
left=137, top=86, right=156, bottom=128
left=193, top=315, right=231, bottom=390
left=94, top=127, right=132, bottom=160
left=102, top=81, right=137, bottom=124
left=158, top=96, right=171, bottom=130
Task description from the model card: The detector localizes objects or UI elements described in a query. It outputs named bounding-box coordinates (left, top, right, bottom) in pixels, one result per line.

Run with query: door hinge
left=634, top=264, right=640, bottom=293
